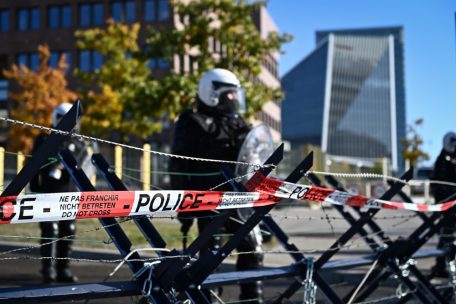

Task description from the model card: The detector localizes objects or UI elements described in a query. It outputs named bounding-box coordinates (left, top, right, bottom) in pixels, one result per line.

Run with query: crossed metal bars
left=0, top=102, right=453, bottom=303
left=320, top=174, right=449, bottom=303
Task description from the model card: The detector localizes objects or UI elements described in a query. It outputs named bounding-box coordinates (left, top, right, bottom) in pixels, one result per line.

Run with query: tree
left=75, top=1, right=291, bottom=139
left=3, top=45, right=77, bottom=153
left=147, top=0, right=292, bottom=118
left=402, top=118, right=430, bottom=168
left=75, top=20, right=162, bottom=139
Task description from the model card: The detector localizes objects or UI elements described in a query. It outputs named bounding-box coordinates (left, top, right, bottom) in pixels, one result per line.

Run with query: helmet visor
left=215, top=87, right=246, bottom=114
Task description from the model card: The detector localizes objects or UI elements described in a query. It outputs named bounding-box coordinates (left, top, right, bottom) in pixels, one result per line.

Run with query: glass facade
left=327, top=35, right=392, bottom=159
left=282, top=27, right=406, bottom=172
left=317, top=27, right=406, bottom=171
left=282, top=42, right=328, bottom=144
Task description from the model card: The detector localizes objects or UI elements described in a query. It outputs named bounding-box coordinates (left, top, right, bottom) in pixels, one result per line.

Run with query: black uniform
left=30, top=134, right=90, bottom=283
left=169, top=103, right=264, bottom=303
left=431, top=149, right=456, bottom=275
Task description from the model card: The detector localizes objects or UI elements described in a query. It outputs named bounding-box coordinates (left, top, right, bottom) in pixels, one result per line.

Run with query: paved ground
left=0, top=206, right=450, bottom=303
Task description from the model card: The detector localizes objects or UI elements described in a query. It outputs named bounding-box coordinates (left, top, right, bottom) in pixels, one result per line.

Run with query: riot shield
left=234, top=124, right=274, bottom=245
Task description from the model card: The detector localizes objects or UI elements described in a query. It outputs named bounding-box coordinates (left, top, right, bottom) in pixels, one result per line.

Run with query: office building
left=282, top=27, right=405, bottom=171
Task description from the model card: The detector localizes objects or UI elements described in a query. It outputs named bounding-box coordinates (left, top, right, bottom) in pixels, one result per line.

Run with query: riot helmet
left=51, top=103, right=73, bottom=127
left=443, top=131, right=456, bottom=154
left=197, top=68, right=246, bottom=114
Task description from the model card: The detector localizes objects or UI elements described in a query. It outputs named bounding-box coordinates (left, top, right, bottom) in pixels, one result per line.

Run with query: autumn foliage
left=402, top=118, right=430, bottom=168
left=75, top=20, right=161, bottom=139
left=3, top=45, right=77, bottom=153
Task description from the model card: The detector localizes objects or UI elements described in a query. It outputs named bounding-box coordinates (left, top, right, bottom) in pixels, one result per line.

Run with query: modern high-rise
left=282, top=27, right=405, bottom=171
left=0, top=0, right=282, bottom=143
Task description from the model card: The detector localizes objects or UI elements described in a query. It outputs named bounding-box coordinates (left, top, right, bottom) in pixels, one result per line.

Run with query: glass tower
left=282, top=27, right=405, bottom=172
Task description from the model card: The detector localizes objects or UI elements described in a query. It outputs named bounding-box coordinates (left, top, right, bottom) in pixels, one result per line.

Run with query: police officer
left=169, top=68, right=263, bottom=303
left=30, top=103, right=90, bottom=284
left=431, top=131, right=456, bottom=277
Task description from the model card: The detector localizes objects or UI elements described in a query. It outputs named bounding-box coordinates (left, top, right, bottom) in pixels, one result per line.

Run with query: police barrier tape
left=0, top=180, right=453, bottom=224
left=0, top=191, right=276, bottom=224
left=255, top=177, right=455, bottom=213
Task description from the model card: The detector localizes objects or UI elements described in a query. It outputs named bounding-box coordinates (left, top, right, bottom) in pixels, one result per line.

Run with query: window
left=158, top=0, right=169, bottom=21
left=79, top=51, right=90, bottom=72
left=262, top=53, right=278, bottom=78
left=30, top=53, right=39, bottom=70
left=79, top=3, right=103, bottom=27
left=50, top=51, right=71, bottom=69
left=178, top=54, right=185, bottom=73
left=17, top=53, right=27, bottom=66
left=148, top=59, right=157, bottom=69
left=111, top=1, right=135, bottom=23
left=158, top=59, right=169, bottom=69
left=0, top=80, right=7, bottom=101
left=144, top=0, right=169, bottom=22
left=148, top=58, right=169, bottom=69
left=0, top=9, right=9, bottom=32
left=48, top=5, right=71, bottom=29
left=17, top=52, right=40, bottom=70
left=31, top=8, right=40, bottom=29
left=144, top=0, right=156, bottom=21
left=79, top=51, right=103, bottom=72
left=17, top=7, right=40, bottom=31
left=49, top=52, right=59, bottom=67
left=145, top=45, right=169, bottom=70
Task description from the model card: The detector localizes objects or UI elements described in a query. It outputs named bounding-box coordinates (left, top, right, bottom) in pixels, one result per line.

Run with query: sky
left=267, top=0, right=456, bottom=167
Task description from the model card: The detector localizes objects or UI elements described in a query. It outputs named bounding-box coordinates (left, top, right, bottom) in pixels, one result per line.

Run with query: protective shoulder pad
left=182, top=109, right=214, bottom=133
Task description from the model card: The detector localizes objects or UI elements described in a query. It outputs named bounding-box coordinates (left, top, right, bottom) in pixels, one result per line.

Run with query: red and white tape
left=0, top=177, right=454, bottom=224
left=255, top=177, right=456, bottom=213
left=0, top=191, right=275, bottom=224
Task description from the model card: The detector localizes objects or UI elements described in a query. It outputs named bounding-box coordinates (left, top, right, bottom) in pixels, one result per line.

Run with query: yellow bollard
left=87, top=147, right=96, bottom=186
left=17, top=151, right=25, bottom=173
left=143, top=144, right=151, bottom=191
left=0, top=147, right=4, bottom=192
left=115, top=146, right=122, bottom=179
left=17, top=151, right=25, bottom=194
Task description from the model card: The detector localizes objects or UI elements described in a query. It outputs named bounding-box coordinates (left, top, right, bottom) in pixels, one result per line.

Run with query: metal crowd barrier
left=0, top=102, right=454, bottom=303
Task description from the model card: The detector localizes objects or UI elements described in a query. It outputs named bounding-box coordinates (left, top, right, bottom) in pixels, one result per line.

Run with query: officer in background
left=169, top=68, right=263, bottom=303
left=431, top=131, right=456, bottom=277
left=30, top=103, right=93, bottom=284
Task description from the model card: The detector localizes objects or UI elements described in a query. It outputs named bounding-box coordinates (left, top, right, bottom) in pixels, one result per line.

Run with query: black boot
left=41, top=263, right=56, bottom=284
left=240, top=281, right=263, bottom=304
left=40, top=222, right=58, bottom=284
left=56, top=268, right=78, bottom=283
left=430, top=257, right=449, bottom=278
left=56, top=221, right=78, bottom=283
left=40, top=241, right=56, bottom=283
left=237, top=239, right=264, bottom=304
